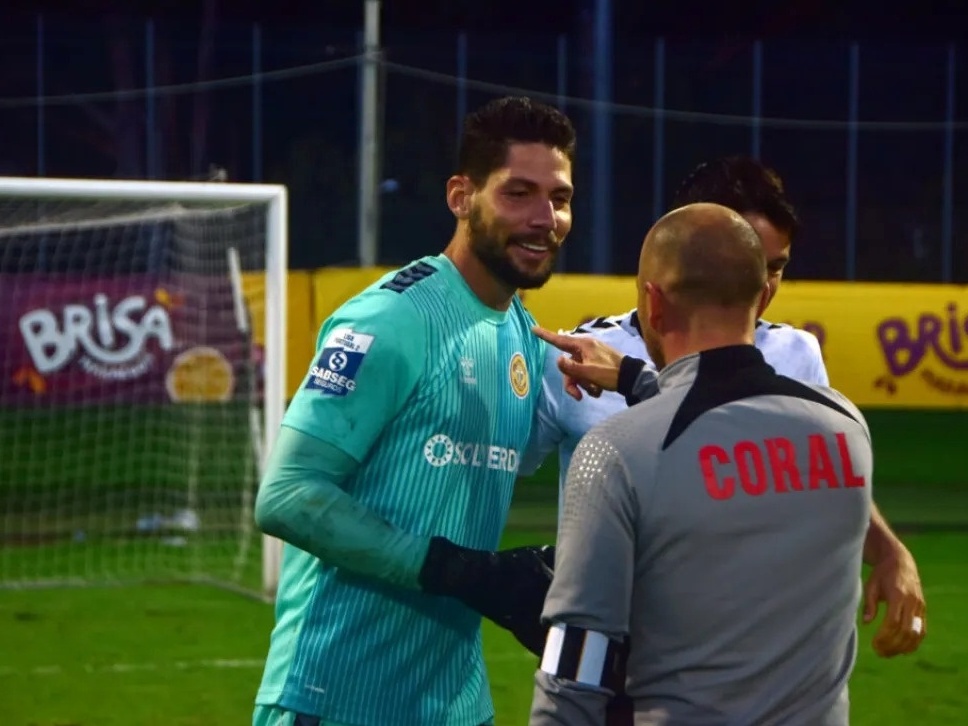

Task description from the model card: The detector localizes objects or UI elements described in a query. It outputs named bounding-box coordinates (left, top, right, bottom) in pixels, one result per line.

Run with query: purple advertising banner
left=0, top=274, right=260, bottom=407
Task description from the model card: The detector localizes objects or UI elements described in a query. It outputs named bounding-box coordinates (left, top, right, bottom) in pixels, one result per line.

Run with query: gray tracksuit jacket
left=530, top=345, right=872, bottom=726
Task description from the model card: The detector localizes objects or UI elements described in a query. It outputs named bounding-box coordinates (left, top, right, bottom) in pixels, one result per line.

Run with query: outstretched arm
left=861, top=505, right=926, bottom=657
left=531, top=326, right=659, bottom=405
left=799, top=337, right=927, bottom=659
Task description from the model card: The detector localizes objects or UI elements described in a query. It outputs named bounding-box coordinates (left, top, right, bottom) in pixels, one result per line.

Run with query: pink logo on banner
left=0, top=274, right=257, bottom=406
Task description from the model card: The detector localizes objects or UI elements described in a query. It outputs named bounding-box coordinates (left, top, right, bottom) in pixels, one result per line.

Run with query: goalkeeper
left=252, top=96, right=575, bottom=726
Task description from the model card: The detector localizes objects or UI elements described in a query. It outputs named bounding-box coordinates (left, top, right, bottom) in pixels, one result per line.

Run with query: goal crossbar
left=0, top=176, right=286, bottom=204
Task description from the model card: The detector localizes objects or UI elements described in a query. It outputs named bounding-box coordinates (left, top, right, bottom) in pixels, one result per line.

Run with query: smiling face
left=464, top=142, right=574, bottom=290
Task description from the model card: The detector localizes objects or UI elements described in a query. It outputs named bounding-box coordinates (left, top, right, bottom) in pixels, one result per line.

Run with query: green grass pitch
left=2, top=529, right=966, bottom=725
left=1, top=408, right=967, bottom=724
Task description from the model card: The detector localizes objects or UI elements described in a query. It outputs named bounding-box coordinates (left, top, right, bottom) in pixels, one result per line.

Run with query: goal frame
left=0, top=176, right=287, bottom=599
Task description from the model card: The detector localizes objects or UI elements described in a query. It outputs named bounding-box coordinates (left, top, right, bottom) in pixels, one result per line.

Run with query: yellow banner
left=311, top=267, right=392, bottom=325
left=768, top=282, right=968, bottom=408
left=306, top=268, right=968, bottom=409
left=241, top=270, right=315, bottom=399
left=518, top=273, right=638, bottom=332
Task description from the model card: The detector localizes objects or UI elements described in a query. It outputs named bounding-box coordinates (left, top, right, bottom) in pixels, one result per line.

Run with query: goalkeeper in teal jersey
left=252, top=97, right=576, bottom=726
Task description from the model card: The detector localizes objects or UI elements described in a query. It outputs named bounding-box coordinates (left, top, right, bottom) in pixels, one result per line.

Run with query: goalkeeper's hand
left=418, top=537, right=555, bottom=655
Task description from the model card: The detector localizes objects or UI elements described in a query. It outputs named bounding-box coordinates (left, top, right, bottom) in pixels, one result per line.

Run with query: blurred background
left=1, top=0, right=966, bottom=281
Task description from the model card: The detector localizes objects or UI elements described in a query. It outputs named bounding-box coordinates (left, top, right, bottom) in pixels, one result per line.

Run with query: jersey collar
left=658, top=345, right=766, bottom=391
left=433, top=254, right=508, bottom=324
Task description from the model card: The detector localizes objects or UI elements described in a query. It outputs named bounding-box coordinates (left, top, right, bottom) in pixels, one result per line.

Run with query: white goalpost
left=0, top=176, right=287, bottom=600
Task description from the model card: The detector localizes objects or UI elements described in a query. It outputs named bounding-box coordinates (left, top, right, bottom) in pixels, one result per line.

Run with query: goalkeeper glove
left=419, top=537, right=555, bottom=655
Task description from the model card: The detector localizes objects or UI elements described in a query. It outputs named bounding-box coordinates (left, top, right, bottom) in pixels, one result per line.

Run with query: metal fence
left=0, top=15, right=965, bottom=281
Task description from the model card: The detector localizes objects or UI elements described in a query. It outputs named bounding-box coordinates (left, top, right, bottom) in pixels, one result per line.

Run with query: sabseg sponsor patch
left=305, top=328, right=375, bottom=396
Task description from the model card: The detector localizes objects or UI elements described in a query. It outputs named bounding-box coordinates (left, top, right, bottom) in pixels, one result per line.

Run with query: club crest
left=509, top=352, right=529, bottom=399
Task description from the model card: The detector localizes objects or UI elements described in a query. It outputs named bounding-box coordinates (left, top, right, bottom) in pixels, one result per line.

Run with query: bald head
left=639, top=202, right=767, bottom=309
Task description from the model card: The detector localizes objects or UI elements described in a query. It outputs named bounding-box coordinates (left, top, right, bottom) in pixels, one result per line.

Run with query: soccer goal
left=0, top=176, right=287, bottom=601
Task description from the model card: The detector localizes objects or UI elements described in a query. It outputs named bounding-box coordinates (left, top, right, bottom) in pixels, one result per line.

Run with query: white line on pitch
left=0, top=658, right=265, bottom=677
left=0, top=654, right=541, bottom=677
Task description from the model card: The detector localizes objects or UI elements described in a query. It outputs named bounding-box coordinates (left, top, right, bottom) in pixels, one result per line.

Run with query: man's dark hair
left=670, top=156, right=800, bottom=240
left=457, top=96, right=576, bottom=186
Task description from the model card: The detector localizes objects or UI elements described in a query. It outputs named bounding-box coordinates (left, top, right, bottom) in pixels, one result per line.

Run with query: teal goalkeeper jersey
left=256, top=255, right=545, bottom=726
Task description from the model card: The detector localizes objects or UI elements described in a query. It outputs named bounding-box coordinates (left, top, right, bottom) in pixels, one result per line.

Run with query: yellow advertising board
left=767, top=282, right=968, bottom=408
left=240, top=270, right=315, bottom=399
left=307, top=267, right=968, bottom=409
left=517, top=273, right=638, bottom=333
left=311, top=267, right=393, bottom=325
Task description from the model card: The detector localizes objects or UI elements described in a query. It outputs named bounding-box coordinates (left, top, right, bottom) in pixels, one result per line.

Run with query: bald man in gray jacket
left=529, top=203, right=874, bottom=726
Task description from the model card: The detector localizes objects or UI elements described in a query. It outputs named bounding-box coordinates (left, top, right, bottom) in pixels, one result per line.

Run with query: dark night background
left=1, top=0, right=967, bottom=280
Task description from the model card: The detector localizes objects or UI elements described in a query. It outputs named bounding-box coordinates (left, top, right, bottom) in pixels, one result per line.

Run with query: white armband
left=539, top=622, right=627, bottom=691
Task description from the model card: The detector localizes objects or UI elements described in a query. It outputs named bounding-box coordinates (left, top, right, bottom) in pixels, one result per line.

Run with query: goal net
left=0, top=177, right=287, bottom=599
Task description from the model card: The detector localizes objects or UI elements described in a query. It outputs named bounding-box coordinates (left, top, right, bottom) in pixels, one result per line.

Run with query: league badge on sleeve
left=306, top=328, right=375, bottom=396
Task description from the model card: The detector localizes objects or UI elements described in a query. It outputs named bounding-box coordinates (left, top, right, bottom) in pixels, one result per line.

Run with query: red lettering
left=765, top=437, right=802, bottom=492
left=837, top=433, right=866, bottom=488
left=699, top=445, right=734, bottom=500
left=699, top=435, right=866, bottom=502
left=764, top=437, right=804, bottom=492
left=735, top=441, right=768, bottom=496
left=808, top=434, right=840, bottom=489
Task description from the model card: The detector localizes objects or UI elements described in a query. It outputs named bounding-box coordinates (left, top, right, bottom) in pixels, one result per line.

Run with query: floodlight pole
left=357, top=0, right=382, bottom=267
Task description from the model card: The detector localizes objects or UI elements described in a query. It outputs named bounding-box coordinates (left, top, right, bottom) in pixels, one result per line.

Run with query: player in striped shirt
left=523, top=157, right=925, bottom=662
left=252, top=97, right=575, bottom=726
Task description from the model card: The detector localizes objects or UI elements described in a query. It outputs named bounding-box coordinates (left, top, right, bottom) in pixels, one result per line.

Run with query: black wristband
left=617, top=356, right=646, bottom=402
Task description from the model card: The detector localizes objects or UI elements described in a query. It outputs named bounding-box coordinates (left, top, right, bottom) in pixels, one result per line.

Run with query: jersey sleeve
left=519, top=343, right=567, bottom=477
left=801, top=330, right=830, bottom=386
left=255, top=427, right=429, bottom=588
left=531, top=431, right=637, bottom=722
left=283, top=291, right=427, bottom=464
left=617, top=357, right=661, bottom=406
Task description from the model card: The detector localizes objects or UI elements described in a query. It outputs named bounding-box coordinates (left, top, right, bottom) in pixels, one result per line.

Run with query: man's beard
left=468, top=207, right=558, bottom=290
